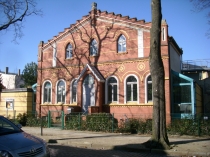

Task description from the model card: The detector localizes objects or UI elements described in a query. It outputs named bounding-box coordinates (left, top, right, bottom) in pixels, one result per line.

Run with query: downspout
left=38, top=41, right=44, bottom=117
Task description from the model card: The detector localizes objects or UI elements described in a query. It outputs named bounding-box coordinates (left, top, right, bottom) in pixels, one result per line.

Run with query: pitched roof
left=41, top=4, right=151, bottom=50
left=77, top=64, right=105, bottom=82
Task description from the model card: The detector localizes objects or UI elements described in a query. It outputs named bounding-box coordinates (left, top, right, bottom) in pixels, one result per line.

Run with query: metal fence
left=4, top=111, right=210, bottom=136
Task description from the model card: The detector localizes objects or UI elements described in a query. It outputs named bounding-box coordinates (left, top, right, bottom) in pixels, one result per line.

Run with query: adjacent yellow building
left=0, top=88, right=35, bottom=118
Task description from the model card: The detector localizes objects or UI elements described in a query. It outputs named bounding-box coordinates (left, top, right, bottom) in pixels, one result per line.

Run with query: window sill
left=65, top=57, right=74, bottom=60
left=116, top=52, right=127, bottom=55
left=89, top=55, right=98, bottom=58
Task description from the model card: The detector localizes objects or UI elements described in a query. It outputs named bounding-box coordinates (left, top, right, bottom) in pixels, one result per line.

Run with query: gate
left=48, top=110, right=64, bottom=129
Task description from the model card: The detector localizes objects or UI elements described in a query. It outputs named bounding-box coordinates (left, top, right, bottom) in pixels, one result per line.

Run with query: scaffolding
left=182, top=59, right=210, bottom=71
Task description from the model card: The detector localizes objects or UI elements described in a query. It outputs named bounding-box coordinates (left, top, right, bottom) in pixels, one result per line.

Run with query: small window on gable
left=66, top=43, right=73, bottom=59
left=90, top=39, right=98, bottom=56
left=118, top=35, right=126, bottom=53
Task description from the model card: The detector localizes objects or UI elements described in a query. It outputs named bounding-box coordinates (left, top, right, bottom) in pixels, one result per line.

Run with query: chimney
left=91, top=2, right=97, bottom=26
left=18, top=69, right=21, bottom=76
left=5, top=67, right=8, bottom=74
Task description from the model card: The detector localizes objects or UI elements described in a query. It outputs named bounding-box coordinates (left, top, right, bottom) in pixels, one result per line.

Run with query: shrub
left=16, top=113, right=27, bottom=126
left=65, top=113, right=82, bottom=130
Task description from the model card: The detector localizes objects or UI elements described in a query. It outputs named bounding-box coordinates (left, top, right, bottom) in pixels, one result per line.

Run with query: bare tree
left=144, top=0, right=170, bottom=149
left=0, top=74, right=6, bottom=91
left=190, top=0, right=210, bottom=38
left=0, top=0, right=42, bottom=42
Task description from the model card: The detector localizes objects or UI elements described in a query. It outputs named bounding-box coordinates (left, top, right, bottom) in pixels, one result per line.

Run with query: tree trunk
left=145, top=0, right=170, bottom=149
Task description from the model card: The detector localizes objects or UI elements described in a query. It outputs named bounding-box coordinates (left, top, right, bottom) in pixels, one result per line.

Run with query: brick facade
left=36, top=3, right=182, bottom=123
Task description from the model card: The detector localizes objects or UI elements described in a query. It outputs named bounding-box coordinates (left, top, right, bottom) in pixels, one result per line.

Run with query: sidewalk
left=22, top=127, right=210, bottom=157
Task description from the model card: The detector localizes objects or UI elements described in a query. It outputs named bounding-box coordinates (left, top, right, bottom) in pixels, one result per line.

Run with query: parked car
left=0, top=115, right=50, bottom=157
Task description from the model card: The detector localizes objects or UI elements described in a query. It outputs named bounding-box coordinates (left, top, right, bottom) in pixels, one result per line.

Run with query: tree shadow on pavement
left=48, top=144, right=169, bottom=157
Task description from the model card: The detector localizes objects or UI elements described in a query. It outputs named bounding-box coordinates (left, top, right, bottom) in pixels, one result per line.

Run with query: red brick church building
left=36, top=3, right=183, bottom=122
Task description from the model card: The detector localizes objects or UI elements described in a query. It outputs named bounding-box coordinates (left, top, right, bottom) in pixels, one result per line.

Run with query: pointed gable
left=77, top=64, right=105, bottom=82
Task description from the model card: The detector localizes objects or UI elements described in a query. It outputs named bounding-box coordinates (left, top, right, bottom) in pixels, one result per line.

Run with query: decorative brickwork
left=36, top=3, right=183, bottom=123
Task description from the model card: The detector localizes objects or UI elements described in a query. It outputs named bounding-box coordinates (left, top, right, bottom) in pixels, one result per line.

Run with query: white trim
left=70, top=79, right=77, bottom=104
left=124, top=74, right=139, bottom=104
left=96, top=15, right=151, bottom=30
left=144, top=73, right=152, bottom=104
left=162, top=27, right=166, bottom=41
left=52, top=42, right=57, bottom=67
left=105, top=76, right=119, bottom=104
left=138, top=29, right=144, bottom=57
left=42, top=80, right=52, bottom=104
left=42, top=16, right=91, bottom=50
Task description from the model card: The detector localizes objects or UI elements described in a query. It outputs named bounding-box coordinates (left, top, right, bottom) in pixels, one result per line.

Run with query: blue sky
left=0, top=0, right=209, bottom=73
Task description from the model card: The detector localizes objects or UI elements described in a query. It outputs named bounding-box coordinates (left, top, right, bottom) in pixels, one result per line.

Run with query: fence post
left=13, top=110, right=16, bottom=121
left=112, top=113, right=114, bottom=133
left=48, top=111, right=51, bottom=128
left=41, top=116, right=43, bottom=136
left=79, top=113, right=81, bottom=130
left=198, top=115, right=201, bottom=136
left=61, top=111, right=64, bottom=130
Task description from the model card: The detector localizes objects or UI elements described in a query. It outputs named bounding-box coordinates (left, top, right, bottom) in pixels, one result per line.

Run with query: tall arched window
left=147, top=75, right=153, bottom=102
left=43, top=81, right=51, bottom=103
left=108, top=77, right=118, bottom=102
left=90, top=39, right=98, bottom=56
left=118, top=35, right=126, bottom=53
left=72, top=80, right=77, bottom=103
left=126, top=76, right=137, bottom=102
left=57, top=80, right=65, bottom=103
left=66, top=43, right=73, bottom=59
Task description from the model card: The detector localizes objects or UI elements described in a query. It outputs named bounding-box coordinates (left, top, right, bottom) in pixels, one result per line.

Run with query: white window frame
left=42, top=80, right=52, bottom=104
left=145, top=74, right=153, bottom=103
left=70, top=79, right=77, bottom=104
left=66, top=43, right=73, bottom=59
left=105, top=76, right=119, bottom=104
left=124, top=74, right=139, bottom=104
left=118, top=35, right=126, bottom=53
left=162, top=27, right=166, bottom=41
left=56, top=79, right=66, bottom=104
left=90, top=39, right=98, bottom=56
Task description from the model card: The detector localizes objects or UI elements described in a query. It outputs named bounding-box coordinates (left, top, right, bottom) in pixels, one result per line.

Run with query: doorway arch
left=82, top=74, right=95, bottom=113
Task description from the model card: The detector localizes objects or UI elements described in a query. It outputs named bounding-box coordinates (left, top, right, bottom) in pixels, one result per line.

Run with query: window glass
left=44, top=82, right=51, bottom=103
left=72, top=80, right=77, bottom=103
left=126, top=76, right=137, bottom=102
left=133, top=84, right=137, bottom=101
left=118, top=35, right=126, bottom=53
left=84, top=74, right=94, bottom=85
left=66, top=44, right=73, bottom=59
left=147, top=75, right=152, bottom=102
left=107, top=77, right=118, bottom=102
left=173, top=85, right=191, bottom=103
left=108, top=85, right=112, bottom=102
left=90, top=39, right=98, bottom=56
left=57, top=80, right=65, bottom=103
left=127, top=84, right=132, bottom=101
left=113, top=85, right=117, bottom=101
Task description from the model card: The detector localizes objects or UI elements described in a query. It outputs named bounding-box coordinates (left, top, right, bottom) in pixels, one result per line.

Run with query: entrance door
left=82, top=74, right=95, bottom=113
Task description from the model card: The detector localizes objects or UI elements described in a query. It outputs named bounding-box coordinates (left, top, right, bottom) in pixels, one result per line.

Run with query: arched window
left=126, top=76, right=137, bottom=102
left=72, top=80, right=77, bottom=103
left=147, top=75, right=153, bottom=102
left=118, top=35, right=126, bottom=53
left=43, top=81, right=51, bottom=103
left=66, top=43, right=73, bottom=59
left=57, top=80, right=65, bottom=103
left=90, top=39, right=98, bottom=56
left=108, top=77, right=118, bottom=102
